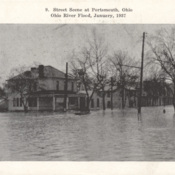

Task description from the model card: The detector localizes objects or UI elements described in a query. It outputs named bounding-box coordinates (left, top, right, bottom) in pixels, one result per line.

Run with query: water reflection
left=0, top=106, right=175, bottom=160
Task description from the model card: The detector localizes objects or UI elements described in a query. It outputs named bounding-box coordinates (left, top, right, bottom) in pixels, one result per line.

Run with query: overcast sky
left=0, top=24, right=174, bottom=85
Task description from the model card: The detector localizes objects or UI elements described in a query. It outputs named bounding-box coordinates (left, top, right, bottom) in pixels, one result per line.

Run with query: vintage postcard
left=0, top=0, right=175, bottom=174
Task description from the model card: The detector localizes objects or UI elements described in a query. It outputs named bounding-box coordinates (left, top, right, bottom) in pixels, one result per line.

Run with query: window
left=72, top=82, right=74, bottom=91
left=55, top=97, right=64, bottom=107
left=13, top=98, right=22, bottom=107
left=20, top=98, right=23, bottom=107
left=16, top=98, right=19, bottom=107
left=97, top=98, right=99, bottom=107
left=91, top=99, right=94, bottom=108
left=13, top=98, right=16, bottom=107
left=56, top=81, right=59, bottom=91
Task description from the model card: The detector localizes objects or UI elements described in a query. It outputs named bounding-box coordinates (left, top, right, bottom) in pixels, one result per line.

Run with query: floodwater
left=0, top=106, right=175, bottom=161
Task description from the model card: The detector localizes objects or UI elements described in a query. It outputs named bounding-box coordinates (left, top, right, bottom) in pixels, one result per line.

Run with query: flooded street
left=0, top=106, right=175, bottom=161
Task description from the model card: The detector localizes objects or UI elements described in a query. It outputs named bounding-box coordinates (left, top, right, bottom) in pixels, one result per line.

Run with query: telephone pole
left=138, top=32, right=146, bottom=114
left=64, top=62, right=68, bottom=111
left=111, top=77, right=113, bottom=110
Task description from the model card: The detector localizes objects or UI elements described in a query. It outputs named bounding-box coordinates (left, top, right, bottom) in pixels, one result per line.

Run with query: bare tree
left=109, top=50, right=139, bottom=109
left=147, top=27, right=175, bottom=110
left=71, top=50, right=97, bottom=111
left=70, top=29, right=109, bottom=110
left=87, top=29, right=109, bottom=110
left=7, top=65, right=37, bottom=112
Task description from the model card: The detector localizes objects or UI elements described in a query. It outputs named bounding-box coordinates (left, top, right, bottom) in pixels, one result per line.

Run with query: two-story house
left=7, top=65, right=86, bottom=111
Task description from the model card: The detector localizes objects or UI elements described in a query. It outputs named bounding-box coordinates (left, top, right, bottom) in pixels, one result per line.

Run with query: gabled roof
left=8, top=65, right=76, bottom=81
left=38, top=65, right=76, bottom=79
left=44, top=66, right=66, bottom=78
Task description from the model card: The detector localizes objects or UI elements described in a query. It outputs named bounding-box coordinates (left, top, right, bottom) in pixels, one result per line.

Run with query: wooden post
left=53, top=94, right=55, bottom=111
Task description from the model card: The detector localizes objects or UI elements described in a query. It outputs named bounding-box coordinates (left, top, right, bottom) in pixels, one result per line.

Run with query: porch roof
left=25, top=90, right=86, bottom=97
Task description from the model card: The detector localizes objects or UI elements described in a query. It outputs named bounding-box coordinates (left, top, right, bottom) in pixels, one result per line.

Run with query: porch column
left=53, top=95, right=55, bottom=111
left=66, top=97, right=69, bottom=110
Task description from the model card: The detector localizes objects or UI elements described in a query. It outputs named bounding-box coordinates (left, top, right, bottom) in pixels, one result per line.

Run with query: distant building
left=79, top=86, right=138, bottom=110
left=141, top=81, right=173, bottom=107
left=80, top=81, right=174, bottom=110
left=7, top=65, right=86, bottom=111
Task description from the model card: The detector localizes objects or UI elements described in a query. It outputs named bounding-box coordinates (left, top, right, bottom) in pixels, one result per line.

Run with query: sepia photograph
left=0, top=24, right=175, bottom=161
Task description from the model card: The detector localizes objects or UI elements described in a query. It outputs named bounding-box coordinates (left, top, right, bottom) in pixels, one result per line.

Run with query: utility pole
left=111, top=77, right=113, bottom=110
left=64, top=62, right=68, bottom=111
left=121, top=66, right=125, bottom=109
left=138, top=32, right=146, bottom=114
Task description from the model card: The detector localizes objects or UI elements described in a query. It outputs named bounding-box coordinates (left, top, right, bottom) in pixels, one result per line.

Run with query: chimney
left=38, top=65, right=44, bottom=78
left=31, top=67, right=37, bottom=78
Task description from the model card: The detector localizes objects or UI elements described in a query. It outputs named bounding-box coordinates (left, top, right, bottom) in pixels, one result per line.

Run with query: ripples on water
left=0, top=106, right=175, bottom=161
